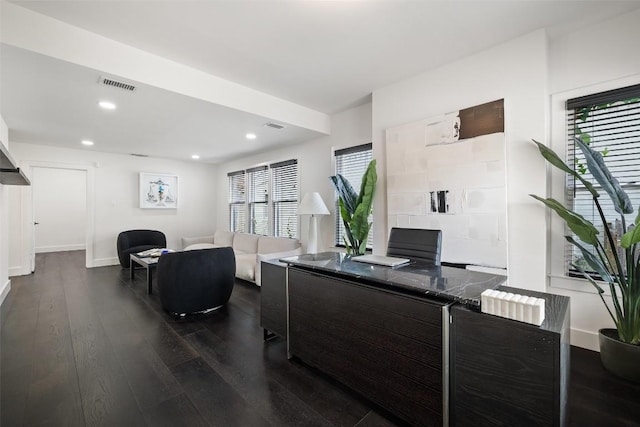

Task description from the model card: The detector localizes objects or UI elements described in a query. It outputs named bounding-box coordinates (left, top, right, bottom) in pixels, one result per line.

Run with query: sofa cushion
left=233, top=233, right=260, bottom=254
left=184, top=243, right=216, bottom=251
left=257, top=236, right=301, bottom=254
left=214, top=230, right=235, bottom=247
left=255, top=247, right=303, bottom=286
left=181, top=235, right=214, bottom=250
left=235, top=253, right=256, bottom=282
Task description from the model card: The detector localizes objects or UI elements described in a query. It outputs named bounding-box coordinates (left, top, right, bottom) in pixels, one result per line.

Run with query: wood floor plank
left=143, top=394, right=210, bottom=427
left=97, top=304, right=184, bottom=410
left=170, top=357, right=272, bottom=427
left=184, top=328, right=335, bottom=427
left=1, top=388, right=27, bottom=426
left=354, top=411, right=404, bottom=427
left=64, top=273, right=147, bottom=426
left=23, top=282, right=85, bottom=426
left=1, top=299, right=38, bottom=373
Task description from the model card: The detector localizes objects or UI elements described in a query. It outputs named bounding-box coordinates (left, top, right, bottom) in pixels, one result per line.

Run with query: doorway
left=20, top=161, right=95, bottom=273
left=33, top=167, right=87, bottom=255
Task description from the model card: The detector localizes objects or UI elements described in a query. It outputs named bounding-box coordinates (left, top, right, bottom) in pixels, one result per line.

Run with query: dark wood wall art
left=458, top=99, right=505, bottom=140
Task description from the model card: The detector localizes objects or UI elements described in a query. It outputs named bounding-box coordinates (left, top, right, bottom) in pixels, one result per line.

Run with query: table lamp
left=298, top=192, right=330, bottom=253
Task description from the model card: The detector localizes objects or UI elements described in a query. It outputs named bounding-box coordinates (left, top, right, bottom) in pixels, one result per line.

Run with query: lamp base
left=307, top=215, right=319, bottom=254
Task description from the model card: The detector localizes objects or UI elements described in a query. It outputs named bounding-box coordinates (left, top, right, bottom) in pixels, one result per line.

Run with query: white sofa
left=181, top=230, right=302, bottom=286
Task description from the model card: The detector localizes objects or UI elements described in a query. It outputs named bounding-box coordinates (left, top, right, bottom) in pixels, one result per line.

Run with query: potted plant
left=329, top=159, right=377, bottom=255
left=531, top=137, right=640, bottom=382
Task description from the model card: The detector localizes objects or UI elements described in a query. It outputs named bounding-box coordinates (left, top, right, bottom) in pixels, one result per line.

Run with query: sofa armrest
left=255, top=247, right=303, bottom=286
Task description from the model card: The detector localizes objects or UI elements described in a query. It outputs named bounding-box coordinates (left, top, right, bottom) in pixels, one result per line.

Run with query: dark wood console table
left=279, top=252, right=510, bottom=426
left=260, top=259, right=288, bottom=340
left=265, top=253, right=570, bottom=427
left=450, top=286, right=570, bottom=427
left=289, top=267, right=449, bottom=426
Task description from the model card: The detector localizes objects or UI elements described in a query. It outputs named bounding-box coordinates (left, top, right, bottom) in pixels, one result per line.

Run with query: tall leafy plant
left=329, top=159, right=377, bottom=255
left=531, top=138, right=640, bottom=345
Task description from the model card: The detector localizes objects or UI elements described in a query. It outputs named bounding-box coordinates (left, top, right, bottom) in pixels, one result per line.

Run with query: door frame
left=20, top=161, right=95, bottom=272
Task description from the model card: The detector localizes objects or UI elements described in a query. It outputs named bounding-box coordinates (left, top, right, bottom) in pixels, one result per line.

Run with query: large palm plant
left=531, top=138, right=640, bottom=345
left=329, top=159, right=377, bottom=255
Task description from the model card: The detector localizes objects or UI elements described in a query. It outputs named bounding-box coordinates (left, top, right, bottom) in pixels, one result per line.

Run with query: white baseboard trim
left=36, top=244, right=86, bottom=254
left=570, top=327, right=599, bottom=352
left=92, top=257, right=120, bottom=268
left=0, top=279, right=11, bottom=306
left=9, top=265, right=31, bottom=277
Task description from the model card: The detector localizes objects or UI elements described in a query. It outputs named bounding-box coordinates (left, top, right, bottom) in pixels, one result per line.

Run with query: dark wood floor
left=1, top=251, right=639, bottom=426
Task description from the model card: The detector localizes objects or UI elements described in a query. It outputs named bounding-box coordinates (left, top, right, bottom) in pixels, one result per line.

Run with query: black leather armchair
left=116, top=229, right=167, bottom=268
left=157, top=247, right=235, bottom=316
left=386, top=227, right=442, bottom=265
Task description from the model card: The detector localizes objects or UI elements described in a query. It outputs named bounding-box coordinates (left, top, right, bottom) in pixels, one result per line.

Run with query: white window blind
left=228, top=170, right=246, bottom=232
left=247, top=165, right=269, bottom=236
left=271, top=159, right=298, bottom=238
left=228, top=159, right=299, bottom=237
left=565, top=84, right=640, bottom=276
left=334, top=143, right=373, bottom=248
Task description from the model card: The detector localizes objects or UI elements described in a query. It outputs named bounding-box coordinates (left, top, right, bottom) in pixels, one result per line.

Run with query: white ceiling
left=2, top=1, right=640, bottom=163
left=1, top=45, right=322, bottom=163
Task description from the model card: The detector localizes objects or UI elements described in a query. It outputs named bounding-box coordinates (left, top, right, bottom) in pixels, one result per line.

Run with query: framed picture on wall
left=139, top=172, right=178, bottom=209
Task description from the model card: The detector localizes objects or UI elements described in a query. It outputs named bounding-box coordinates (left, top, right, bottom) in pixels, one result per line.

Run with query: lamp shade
left=298, top=192, right=329, bottom=215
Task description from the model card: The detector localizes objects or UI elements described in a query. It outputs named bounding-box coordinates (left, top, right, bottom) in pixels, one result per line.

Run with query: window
left=271, top=160, right=298, bottom=238
left=334, top=143, right=373, bottom=248
left=565, top=84, right=640, bottom=276
left=227, top=159, right=298, bottom=237
left=228, top=170, right=246, bottom=232
left=247, top=165, right=269, bottom=235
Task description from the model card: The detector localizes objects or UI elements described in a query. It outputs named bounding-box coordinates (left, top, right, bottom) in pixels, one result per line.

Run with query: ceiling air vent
left=264, top=122, right=286, bottom=130
left=130, top=153, right=149, bottom=157
left=99, top=76, right=137, bottom=92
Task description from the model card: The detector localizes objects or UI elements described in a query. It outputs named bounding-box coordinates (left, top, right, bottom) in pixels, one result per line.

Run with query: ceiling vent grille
left=99, top=76, right=137, bottom=92
left=264, top=122, right=286, bottom=130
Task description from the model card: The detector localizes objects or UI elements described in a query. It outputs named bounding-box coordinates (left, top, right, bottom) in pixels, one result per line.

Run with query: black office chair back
left=386, top=227, right=442, bottom=265
left=157, top=247, right=235, bottom=315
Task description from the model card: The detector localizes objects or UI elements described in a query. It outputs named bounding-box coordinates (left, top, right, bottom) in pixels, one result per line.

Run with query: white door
left=32, top=167, right=87, bottom=261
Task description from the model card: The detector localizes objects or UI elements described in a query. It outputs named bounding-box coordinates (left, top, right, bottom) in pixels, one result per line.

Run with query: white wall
left=0, top=115, right=9, bottom=303
left=544, top=9, right=640, bottom=350
left=0, top=0, right=11, bottom=304
left=32, top=167, right=87, bottom=253
left=549, top=9, right=640, bottom=95
left=9, top=143, right=218, bottom=273
left=373, top=30, right=549, bottom=292
left=215, top=103, right=372, bottom=252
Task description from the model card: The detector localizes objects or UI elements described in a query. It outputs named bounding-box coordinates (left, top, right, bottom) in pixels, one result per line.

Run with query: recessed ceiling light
left=246, top=133, right=257, bottom=140
left=81, top=140, right=94, bottom=146
left=191, top=154, right=200, bottom=160
left=98, top=101, right=116, bottom=110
